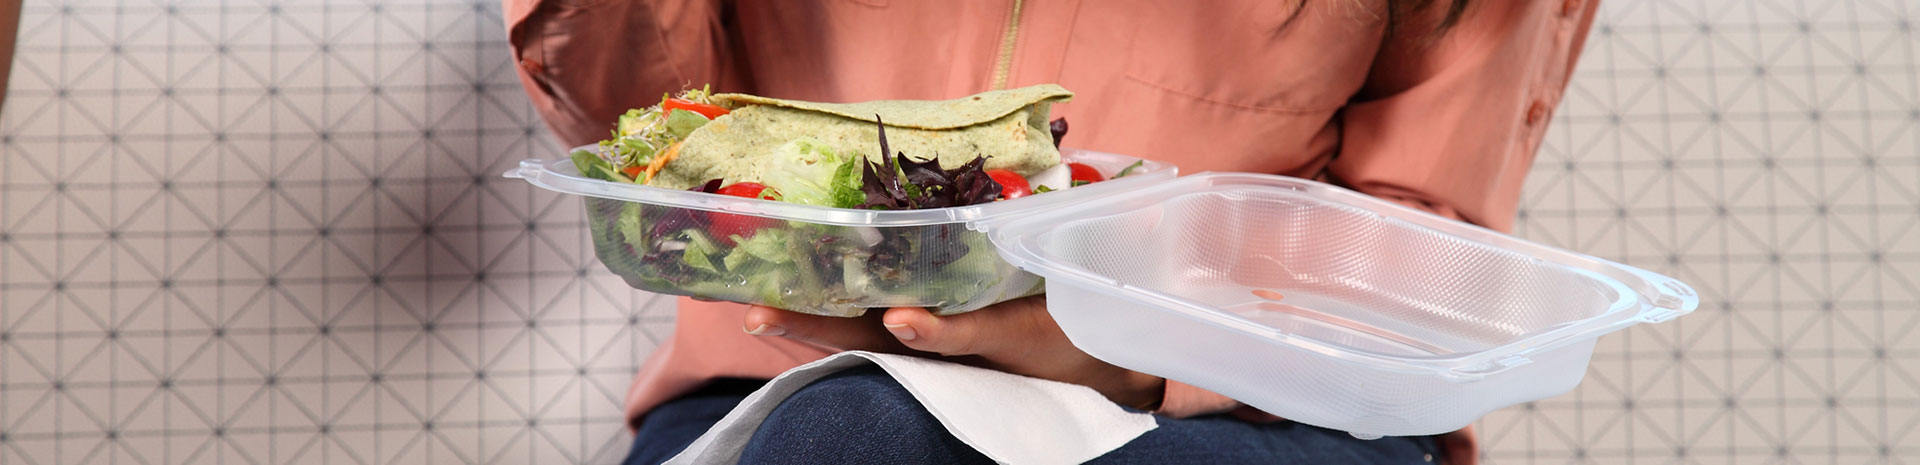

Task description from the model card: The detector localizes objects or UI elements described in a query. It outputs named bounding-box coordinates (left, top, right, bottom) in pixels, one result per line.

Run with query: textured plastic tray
left=506, top=147, right=1176, bottom=317
left=979, top=173, right=1699, bottom=438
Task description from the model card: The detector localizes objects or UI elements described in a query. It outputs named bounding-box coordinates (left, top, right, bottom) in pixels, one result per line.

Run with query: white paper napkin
left=664, top=351, right=1158, bottom=465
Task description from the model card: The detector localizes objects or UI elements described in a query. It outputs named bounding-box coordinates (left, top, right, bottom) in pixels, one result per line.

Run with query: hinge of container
left=503, top=159, right=543, bottom=179
left=1642, top=306, right=1683, bottom=323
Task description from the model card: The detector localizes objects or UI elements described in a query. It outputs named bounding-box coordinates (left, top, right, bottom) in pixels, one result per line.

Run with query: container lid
left=980, top=172, right=1701, bottom=382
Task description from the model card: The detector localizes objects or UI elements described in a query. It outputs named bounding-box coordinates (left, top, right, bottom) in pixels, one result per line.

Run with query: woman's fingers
left=740, top=299, right=1164, bottom=409
left=878, top=307, right=982, bottom=357
left=880, top=299, right=1051, bottom=358
left=881, top=299, right=1166, bottom=409
left=742, top=305, right=906, bottom=353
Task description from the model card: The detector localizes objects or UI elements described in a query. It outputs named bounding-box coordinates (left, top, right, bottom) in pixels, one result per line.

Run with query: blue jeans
left=625, top=366, right=1444, bottom=464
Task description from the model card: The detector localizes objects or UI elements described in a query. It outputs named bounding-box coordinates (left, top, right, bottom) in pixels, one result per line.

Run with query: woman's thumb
left=882, top=307, right=994, bottom=356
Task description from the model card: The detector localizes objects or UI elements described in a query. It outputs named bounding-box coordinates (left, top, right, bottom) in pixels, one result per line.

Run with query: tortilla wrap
left=647, top=84, right=1074, bottom=190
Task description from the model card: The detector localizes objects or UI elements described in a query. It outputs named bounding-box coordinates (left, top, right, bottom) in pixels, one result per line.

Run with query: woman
left=505, top=1, right=1597, bottom=463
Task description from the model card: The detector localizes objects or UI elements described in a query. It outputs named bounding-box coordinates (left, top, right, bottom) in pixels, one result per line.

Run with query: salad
left=567, top=85, right=1143, bottom=316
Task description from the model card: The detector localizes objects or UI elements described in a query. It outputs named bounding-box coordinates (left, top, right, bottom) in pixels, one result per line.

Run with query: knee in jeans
left=748, top=367, right=970, bottom=457
left=742, top=368, right=1017, bottom=464
left=764, top=368, right=923, bottom=430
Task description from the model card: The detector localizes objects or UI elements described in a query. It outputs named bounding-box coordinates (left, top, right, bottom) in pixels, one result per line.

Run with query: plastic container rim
left=504, top=146, right=1177, bottom=228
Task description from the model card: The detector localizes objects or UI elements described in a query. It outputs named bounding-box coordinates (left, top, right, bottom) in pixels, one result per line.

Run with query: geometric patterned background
left=0, top=2, right=670, bottom=464
left=0, top=1, right=1914, bottom=464
left=1495, top=1, right=1920, bottom=463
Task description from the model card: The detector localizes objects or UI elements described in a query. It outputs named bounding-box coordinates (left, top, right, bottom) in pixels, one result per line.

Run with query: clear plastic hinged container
left=977, top=173, right=1699, bottom=438
left=505, top=147, right=1176, bottom=317
left=509, top=153, right=1699, bottom=439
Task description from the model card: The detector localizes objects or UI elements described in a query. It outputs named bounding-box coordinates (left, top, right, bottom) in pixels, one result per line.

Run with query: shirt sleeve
left=1329, top=0, right=1599, bottom=232
left=504, top=0, right=736, bottom=147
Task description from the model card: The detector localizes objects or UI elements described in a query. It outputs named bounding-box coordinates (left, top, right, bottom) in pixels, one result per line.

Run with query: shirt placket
left=1526, top=0, right=1589, bottom=132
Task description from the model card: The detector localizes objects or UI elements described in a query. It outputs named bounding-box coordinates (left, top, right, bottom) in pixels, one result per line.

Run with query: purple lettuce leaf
left=1049, top=117, right=1068, bottom=149
left=856, top=117, right=1004, bottom=210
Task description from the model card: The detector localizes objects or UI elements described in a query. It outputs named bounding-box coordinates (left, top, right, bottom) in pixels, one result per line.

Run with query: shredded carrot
left=643, top=141, right=683, bottom=184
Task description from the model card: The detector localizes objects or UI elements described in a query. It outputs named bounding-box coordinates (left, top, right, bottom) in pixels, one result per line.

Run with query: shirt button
left=1526, top=101, right=1551, bottom=125
left=1561, top=0, right=1583, bottom=16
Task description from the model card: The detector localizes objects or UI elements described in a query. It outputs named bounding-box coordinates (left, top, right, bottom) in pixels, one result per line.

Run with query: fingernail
left=745, top=323, right=785, bottom=337
left=883, top=323, right=917, bottom=341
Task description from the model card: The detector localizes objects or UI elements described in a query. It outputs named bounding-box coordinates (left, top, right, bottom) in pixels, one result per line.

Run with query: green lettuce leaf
left=664, top=109, right=711, bottom=139
left=743, top=267, right=792, bottom=308
left=616, top=203, right=647, bottom=253
left=721, top=229, right=795, bottom=271
left=736, top=230, right=795, bottom=264
left=829, top=159, right=865, bottom=208
left=570, top=149, right=628, bottom=182
left=761, top=139, right=850, bottom=207
left=680, top=229, right=722, bottom=273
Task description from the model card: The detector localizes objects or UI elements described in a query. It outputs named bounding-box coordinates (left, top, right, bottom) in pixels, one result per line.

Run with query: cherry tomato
left=985, top=169, right=1031, bottom=200
left=621, top=164, right=644, bottom=180
left=663, top=98, right=730, bottom=120
left=1066, top=162, right=1105, bottom=184
left=716, top=182, right=778, bottom=200
left=708, top=182, right=779, bottom=245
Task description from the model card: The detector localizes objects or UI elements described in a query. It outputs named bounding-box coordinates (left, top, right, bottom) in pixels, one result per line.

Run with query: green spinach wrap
left=646, top=84, right=1073, bottom=190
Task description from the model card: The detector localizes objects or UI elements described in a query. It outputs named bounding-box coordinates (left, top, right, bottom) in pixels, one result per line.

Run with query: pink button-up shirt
left=505, top=1, right=1599, bottom=462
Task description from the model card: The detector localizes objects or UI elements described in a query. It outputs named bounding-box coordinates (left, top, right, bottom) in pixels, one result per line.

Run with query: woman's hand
left=741, top=296, right=1167, bottom=409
